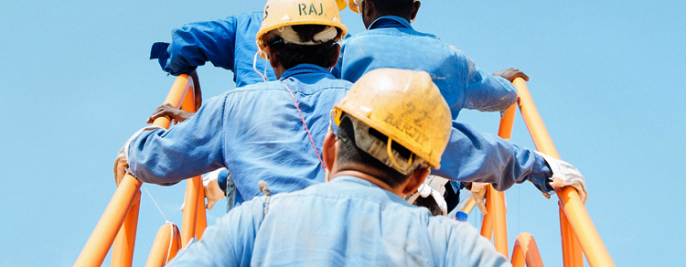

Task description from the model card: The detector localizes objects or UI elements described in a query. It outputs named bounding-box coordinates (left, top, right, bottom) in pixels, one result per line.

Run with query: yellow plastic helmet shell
left=348, top=0, right=416, bottom=14
left=335, top=0, right=347, bottom=10
left=256, top=0, right=348, bottom=59
left=333, top=68, right=452, bottom=169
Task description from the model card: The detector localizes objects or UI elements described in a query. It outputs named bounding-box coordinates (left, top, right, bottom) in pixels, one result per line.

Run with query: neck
left=330, top=170, right=404, bottom=196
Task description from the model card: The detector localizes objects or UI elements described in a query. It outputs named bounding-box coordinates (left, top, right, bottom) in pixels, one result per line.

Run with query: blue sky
left=1, top=0, right=684, bottom=266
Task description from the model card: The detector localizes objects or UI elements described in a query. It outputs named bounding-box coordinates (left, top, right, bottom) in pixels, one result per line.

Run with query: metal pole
left=510, top=233, right=545, bottom=267
left=514, top=77, right=615, bottom=267
left=145, top=223, right=181, bottom=267
left=75, top=74, right=194, bottom=266
left=111, top=191, right=141, bottom=267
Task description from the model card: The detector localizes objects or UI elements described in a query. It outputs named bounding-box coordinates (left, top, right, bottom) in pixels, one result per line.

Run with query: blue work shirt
left=166, top=176, right=511, bottom=267
left=333, top=16, right=518, bottom=119
left=127, top=66, right=552, bottom=206
left=150, top=12, right=276, bottom=87
left=128, top=64, right=349, bottom=203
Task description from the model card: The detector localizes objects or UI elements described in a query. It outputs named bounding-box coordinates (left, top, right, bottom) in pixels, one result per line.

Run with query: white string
left=144, top=187, right=176, bottom=264
left=144, top=187, right=169, bottom=223
left=165, top=221, right=176, bottom=265
left=253, top=51, right=269, bottom=82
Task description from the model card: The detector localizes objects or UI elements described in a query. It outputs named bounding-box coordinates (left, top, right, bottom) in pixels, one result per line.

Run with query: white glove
left=416, top=183, right=448, bottom=215
left=536, top=152, right=587, bottom=204
left=202, top=168, right=227, bottom=210
left=469, top=182, right=489, bottom=215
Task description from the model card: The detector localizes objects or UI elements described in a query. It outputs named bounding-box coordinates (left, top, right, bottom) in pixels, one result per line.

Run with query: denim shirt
left=166, top=176, right=511, bottom=267
left=128, top=64, right=349, bottom=203
left=150, top=12, right=276, bottom=88
left=333, top=16, right=518, bottom=119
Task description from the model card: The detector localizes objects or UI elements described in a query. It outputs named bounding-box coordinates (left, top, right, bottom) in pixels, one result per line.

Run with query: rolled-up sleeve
left=432, top=121, right=553, bottom=194
left=160, top=17, right=239, bottom=75
left=127, top=93, right=229, bottom=185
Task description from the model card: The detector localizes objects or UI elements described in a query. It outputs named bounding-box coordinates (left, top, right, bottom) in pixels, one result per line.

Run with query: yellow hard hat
left=332, top=68, right=452, bottom=171
left=348, top=0, right=417, bottom=14
left=256, top=0, right=348, bottom=59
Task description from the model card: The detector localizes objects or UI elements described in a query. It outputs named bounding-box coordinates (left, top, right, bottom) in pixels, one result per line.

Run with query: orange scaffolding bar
left=513, top=78, right=615, bottom=267
left=145, top=223, right=181, bottom=267
left=492, top=103, right=518, bottom=258
left=111, top=191, right=141, bottom=267
left=75, top=74, right=196, bottom=267
left=511, top=233, right=545, bottom=267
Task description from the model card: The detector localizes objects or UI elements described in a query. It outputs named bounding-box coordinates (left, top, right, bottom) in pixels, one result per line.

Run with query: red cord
left=281, top=82, right=327, bottom=170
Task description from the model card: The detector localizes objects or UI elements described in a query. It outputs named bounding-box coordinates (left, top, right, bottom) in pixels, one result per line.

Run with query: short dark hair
left=336, top=116, right=412, bottom=187
left=368, top=0, right=414, bottom=17
left=266, top=25, right=339, bottom=69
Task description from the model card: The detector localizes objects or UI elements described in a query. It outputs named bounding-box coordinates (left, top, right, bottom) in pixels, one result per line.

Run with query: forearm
left=432, top=121, right=553, bottom=193
left=464, top=71, right=518, bottom=112
left=128, top=93, right=229, bottom=185
left=127, top=129, right=224, bottom=185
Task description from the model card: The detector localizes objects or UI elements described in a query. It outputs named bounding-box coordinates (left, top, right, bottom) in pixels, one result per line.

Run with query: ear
left=329, top=44, right=341, bottom=69
left=266, top=46, right=280, bottom=69
left=322, top=131, right=338, bottom=172
left=401, top=167, right=430, bottom=195
left=410, top=1, right=421, bottom=22
left=363, top=0, right=374, bottom=18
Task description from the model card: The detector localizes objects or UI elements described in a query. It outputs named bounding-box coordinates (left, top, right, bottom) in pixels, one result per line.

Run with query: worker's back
left=167, top=176, right=510, bottom=267
left=127, top=64, right=351, bottom=204
left=335, top=16, right=517, bottom=119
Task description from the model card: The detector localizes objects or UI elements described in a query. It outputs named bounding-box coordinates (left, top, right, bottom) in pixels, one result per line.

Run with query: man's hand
left=467, top=182, right=489, bottom=215
left=113, top=147, right=128, bottom=186
left=146, top=103, right=194, bottom=124
left=113, top=125, right=165, bottom=186
left=493, top=68, right=529, bottom=82
left=203, top=169, right=227, bottom=210
left=536, top=152, right=587, bottom=204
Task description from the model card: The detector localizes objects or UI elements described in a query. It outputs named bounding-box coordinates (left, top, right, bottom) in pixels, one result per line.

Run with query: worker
left=124, top=0, right=586, bottom=210
left=164, top=69, right=512, bottom=266
left=340, top=0, right=526, bottom=118
left=119, top=0, right=354, bottom=205
left=149, top=0, right=347, bottom=88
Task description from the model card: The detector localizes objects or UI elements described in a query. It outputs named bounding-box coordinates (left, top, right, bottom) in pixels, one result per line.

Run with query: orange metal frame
left=474, top=78, right=615, bottom=266
left=75, top=74, right=206, bottom=267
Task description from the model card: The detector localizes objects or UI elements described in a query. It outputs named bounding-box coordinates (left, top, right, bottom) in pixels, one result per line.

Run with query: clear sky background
left=1, top=0, right=684, bottom=266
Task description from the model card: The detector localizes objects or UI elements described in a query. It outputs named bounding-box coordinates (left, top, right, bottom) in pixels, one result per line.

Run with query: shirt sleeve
left=428, top=218, right=511, bottom=267
left=158, top=16, right=239, bottom=75
left=166, top=198, right=265, bottom=267
left=450, top=45, right=517, bottom=112
left=432, top=121, right=554, bottom=195
left=127, top=93, right=229, bottom=185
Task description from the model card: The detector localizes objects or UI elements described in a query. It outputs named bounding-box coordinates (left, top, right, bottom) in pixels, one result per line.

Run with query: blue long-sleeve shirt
left=150, top=12, right=276, bottom=87
left=128, top=65, right=553, bottom=205
left=333, top=16, right=517, bottom=119
left=152, top=14, right=516, bottom=118
left=166, top=176, right=511, bottom=267
left=129, top=64, right=348, bottom=202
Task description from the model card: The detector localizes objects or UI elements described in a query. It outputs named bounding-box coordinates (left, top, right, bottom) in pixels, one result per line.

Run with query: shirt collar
left=330, top=176, right=409, bottom=205
left=279, top=64, right=335, bottom=81
left=368, top=15, right=413, bottom=30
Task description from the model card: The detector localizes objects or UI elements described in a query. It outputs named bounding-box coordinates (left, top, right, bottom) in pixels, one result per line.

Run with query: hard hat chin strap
left=253, top=50, right=270, bottom=82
